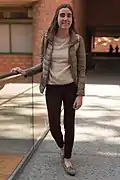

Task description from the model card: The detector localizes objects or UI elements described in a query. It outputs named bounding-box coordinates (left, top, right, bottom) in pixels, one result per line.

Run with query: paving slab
left=17, top=133, right=120, bottom=180
left=13, top=72, right=120, bottom=180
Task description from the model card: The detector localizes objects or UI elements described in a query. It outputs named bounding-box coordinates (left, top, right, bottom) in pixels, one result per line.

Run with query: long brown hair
left=47, top=4, right=76, bottom=37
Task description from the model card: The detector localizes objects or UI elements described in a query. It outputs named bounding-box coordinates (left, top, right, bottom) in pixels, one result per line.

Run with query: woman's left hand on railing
left=11, top=67, right=27, bottom=76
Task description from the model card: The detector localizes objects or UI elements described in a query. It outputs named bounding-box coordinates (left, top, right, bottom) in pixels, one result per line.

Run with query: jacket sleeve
left=76, top=36, right=86, bottom=96
left=25, top=34, right=45, bottom=77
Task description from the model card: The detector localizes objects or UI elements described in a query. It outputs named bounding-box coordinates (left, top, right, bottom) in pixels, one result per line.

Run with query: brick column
left=33, top=0, right=73, bottom=67
left=73, top=0, right=86, bottom=38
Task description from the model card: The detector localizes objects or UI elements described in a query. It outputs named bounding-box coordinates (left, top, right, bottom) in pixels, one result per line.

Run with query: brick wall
left=73, top=0, right=86, bottom=38
left=87, top=0, right=120, bottom=26
left=0, top=55, right=32, bottom=74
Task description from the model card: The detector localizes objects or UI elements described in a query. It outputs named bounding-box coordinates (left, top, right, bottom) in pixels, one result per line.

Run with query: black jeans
left=45, top=82, right=77, bottom=159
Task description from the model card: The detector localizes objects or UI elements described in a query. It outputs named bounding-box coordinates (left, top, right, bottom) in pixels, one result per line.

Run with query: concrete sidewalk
left=17, top=132, right=120, bottom=180
left=16, top=72, right=120, bottom=180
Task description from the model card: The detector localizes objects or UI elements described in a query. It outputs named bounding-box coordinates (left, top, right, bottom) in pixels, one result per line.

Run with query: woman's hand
left=11, top=67, right=27, bottom=76
left=73, top=96, right=83, bottom=110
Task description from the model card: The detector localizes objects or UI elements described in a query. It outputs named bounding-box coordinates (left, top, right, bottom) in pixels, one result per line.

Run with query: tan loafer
left=62, top=160, right=76, bottom=176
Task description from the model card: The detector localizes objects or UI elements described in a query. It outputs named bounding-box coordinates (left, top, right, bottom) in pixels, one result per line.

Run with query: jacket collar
left=69, top=30, right=79, bottom=45
left=46, top=30, right=78, bottom=46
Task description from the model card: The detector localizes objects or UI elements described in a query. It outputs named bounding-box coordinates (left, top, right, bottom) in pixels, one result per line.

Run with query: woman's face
left=57, top=8, right=72, bottom=30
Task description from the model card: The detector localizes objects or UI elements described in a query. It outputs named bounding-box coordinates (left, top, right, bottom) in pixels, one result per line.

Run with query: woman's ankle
left=64, top=158, right=71, bottom=160
left=64, top=158, right=73, bottom=167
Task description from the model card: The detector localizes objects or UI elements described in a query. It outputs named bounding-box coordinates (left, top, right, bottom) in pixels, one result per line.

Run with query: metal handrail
left=0, top=72, right=25, bottom=90
left=0, top=71, right=19, bottom=79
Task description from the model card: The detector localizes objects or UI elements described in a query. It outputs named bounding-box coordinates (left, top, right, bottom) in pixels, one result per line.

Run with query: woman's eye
left=60, top=13, right=65, bottom=17
left=59, top=13, right=72, bottom=18
left=67, top=13, right=72, bottom=17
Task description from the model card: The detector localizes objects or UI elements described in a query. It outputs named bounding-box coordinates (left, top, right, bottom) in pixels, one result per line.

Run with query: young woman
left=12, top=3, right=86, bottom=176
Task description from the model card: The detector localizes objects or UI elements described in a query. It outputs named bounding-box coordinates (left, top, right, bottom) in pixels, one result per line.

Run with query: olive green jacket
left=26, top=31, right=86, bottom=96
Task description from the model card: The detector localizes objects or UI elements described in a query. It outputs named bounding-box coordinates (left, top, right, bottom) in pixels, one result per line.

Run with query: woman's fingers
left=73, top=96, right=83, bottom=110
left=73, top=99, right=77, bottom=109
left=11, top=67, right=20, bottom=72
left=11, top=67, right=26, bottom=75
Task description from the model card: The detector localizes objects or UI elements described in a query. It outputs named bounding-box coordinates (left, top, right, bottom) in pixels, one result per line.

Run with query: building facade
left=0, top=0, right=120, bottom=74
left=0, top=0, right=86, bottom=75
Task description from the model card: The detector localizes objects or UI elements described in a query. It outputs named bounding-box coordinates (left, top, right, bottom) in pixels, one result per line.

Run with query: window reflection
left=92, top=37, right=120, bottom=52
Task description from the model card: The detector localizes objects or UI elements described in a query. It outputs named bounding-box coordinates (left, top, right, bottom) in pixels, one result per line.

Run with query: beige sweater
left=48, top=36, right=74, bottom=85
